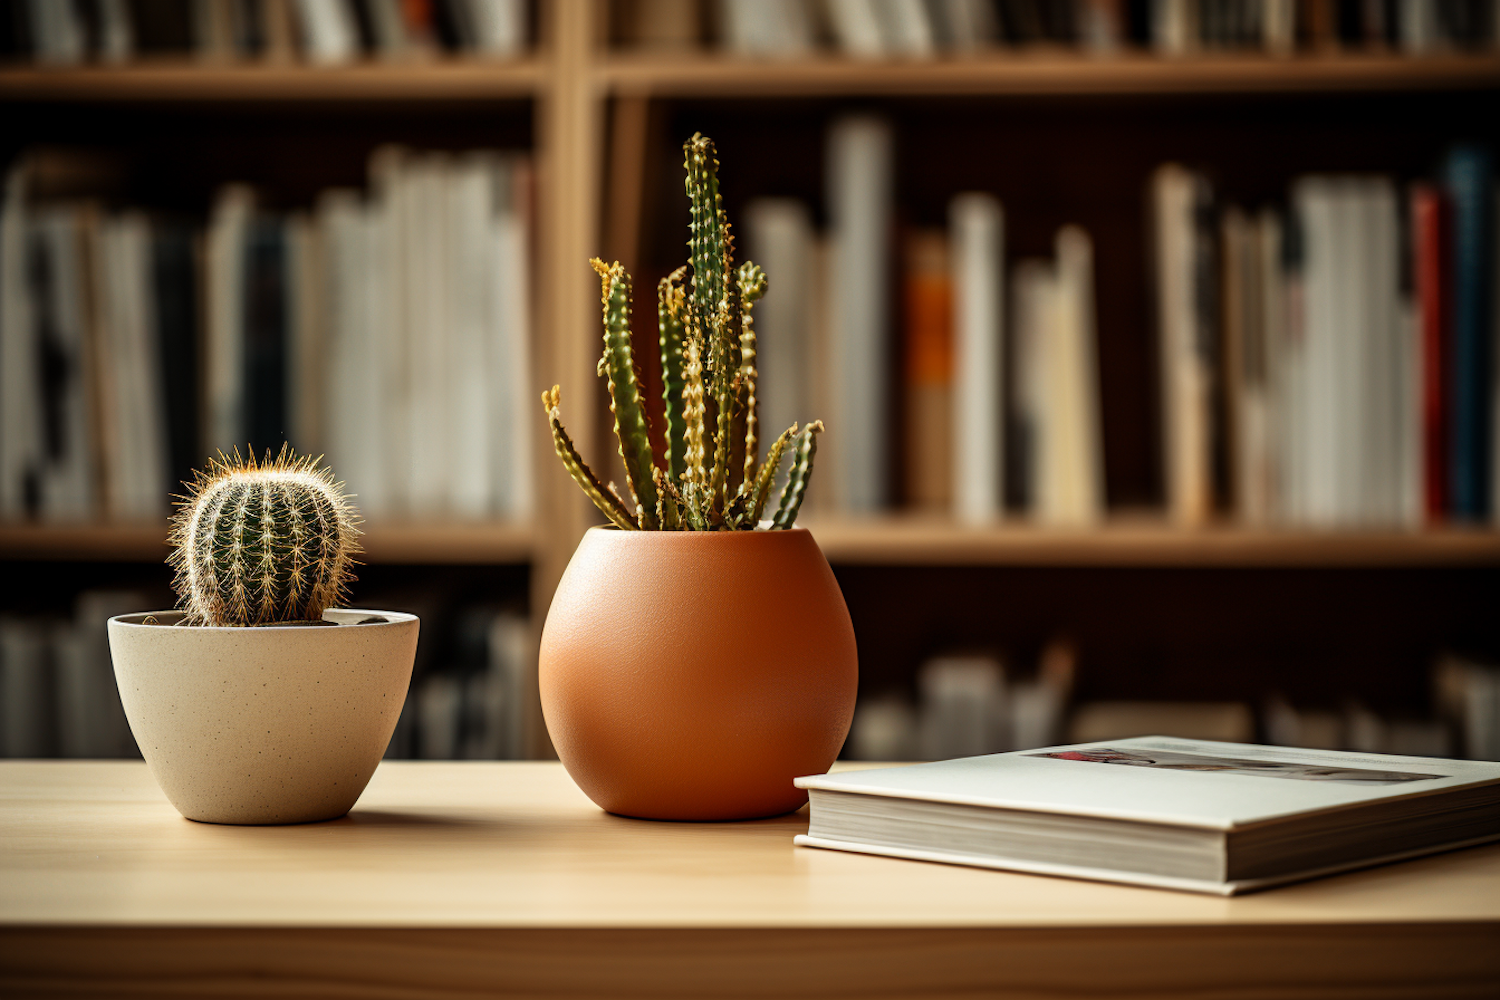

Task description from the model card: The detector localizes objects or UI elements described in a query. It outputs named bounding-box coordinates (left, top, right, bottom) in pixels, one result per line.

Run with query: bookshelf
left=3, top=0, right=1499, bottom=760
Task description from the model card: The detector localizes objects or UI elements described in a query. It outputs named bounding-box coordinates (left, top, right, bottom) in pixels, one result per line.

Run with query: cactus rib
left=541, top=386, right=638, bottom=530
left=591, top=258, right=658, bottom=529
left=658, top=266, right=689, bottom=483
left=771, top=421, right=824, bottom=530
left=735, top=261, right=767, bottom=490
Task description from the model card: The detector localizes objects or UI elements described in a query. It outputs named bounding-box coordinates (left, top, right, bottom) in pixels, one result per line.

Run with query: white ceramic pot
left=108, top=608, right=419, bottom=825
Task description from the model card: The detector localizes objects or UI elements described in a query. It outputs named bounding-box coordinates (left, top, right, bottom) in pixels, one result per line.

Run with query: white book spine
left=882, top=0, right=936, bottom=56
left=293, top=0, right=359, bottom=64
left=468, top=0, right=528, bottom=57
left=1296, top=178, right=1341, bottom=526
left=745, top=198, right=814, bottom=463
left=827, top=116, right=894, bottom=513
left=826, top=0, right=887, bottom=57
left=449, top=155, right=496, bottom=518
left=949, top=193, right=1005, bottom=525
left=1052, top=225, right=1104, bottom=525
left=320, top=190, right=385, bottom=517
left=1153, top=164, right=1211, bottom=526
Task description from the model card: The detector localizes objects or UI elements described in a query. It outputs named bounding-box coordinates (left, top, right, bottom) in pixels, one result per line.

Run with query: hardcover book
left=795, top=736, right=1500, bottom=895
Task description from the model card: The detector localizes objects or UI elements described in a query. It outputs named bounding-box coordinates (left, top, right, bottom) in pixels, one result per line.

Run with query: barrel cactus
left=167, top=447, right=361, bottom=626
left=544, top=132, right=824, bottom=531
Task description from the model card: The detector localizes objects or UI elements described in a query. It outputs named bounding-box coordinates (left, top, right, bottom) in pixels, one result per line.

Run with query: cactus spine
left=168, top=447, right=360, bottom=626
left=541, top=133, right=824, bottom=530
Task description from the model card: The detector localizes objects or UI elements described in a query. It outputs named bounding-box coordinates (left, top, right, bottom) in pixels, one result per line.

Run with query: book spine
left=827, top=115, right=894, bottom=513
left=949, top=192, right=1005, bottom=525
left=1444, top=145, right=1495, bottom=520
left=243, top=212, right=288, bottom=458
left=153, top=219, right=201, bottom=494
left=744, top=198, right=814, bottom=472
left=901, top=229, right=954, bottom=512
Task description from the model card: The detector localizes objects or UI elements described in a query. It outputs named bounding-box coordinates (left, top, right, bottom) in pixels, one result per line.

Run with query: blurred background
left=1, top=0, right=1497, bottom=765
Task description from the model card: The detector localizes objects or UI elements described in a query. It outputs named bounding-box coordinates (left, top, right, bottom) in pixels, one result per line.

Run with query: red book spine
left=1412, top=184, right=1451, bottom=520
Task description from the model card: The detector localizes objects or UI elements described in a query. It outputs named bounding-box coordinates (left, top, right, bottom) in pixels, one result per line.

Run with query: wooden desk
left=3, top=761, right=1497, bottom=999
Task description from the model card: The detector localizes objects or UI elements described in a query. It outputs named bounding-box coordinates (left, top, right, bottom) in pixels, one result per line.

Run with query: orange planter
left=540, top=526, right=858, bottom=820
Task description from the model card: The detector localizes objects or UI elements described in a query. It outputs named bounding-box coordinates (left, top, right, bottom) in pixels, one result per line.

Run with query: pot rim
left=109, top=608, right=417, bottom=631
left=585, top=524, right=812, bottom=539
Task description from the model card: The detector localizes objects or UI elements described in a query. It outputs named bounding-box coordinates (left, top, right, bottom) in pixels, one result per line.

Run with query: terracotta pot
left=108, top=608, right=418, bottom=825
left=540, top=526, right=858, bottom=820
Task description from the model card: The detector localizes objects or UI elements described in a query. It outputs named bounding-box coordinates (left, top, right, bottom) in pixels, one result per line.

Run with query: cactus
left=541, top=134, right=824, bottom=531
left=168, top=447, right=361, bottom=626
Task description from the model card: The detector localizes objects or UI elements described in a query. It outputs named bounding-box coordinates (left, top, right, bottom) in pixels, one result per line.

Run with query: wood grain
left=2, top=762, right=1498, bottom=997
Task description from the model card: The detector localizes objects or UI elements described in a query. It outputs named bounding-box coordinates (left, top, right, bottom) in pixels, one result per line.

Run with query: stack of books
left=0, top=0, right=529, bottom=66
left=628, top=1, right=1500, bottom=59
left=0, top=145, right=536, bottom=524
left=1155, top=146, right=1498, bottom=528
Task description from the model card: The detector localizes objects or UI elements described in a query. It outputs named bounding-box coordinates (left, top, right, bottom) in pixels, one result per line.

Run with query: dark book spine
left=127, top=0, right=194, bottom=54
left=0, top=0, right=34, bottom=61
left=1444, top=145, right=1494, bottom=520
left=243, top=215, right=287, bottom=460
left=153, top=221, right=199, bottom=492
left=1412, top=184, right=1451, bottom=521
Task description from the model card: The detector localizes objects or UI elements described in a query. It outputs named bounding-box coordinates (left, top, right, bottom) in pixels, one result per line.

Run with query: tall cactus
left=541, top=133, right=824, bottom=531
left=168, top=447, right=361, bottom=626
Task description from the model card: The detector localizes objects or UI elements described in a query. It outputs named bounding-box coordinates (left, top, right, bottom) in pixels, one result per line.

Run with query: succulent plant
left=544, top=133, right=824, bottom=531
left=167, top=447, right=361, bottom=626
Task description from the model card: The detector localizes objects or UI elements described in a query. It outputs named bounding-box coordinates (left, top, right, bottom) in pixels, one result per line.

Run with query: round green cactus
left=168, top=447, right=361, bottom=626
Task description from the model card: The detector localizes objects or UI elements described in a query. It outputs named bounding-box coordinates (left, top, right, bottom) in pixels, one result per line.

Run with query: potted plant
left=539, top=133, right=858, bottom=821
left=108, top=449, right=418, bottom=825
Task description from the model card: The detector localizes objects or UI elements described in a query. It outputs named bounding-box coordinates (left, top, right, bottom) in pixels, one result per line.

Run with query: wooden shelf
left=0, top=521, right=535, bottom=564
left=4, top=53, right=1496, bottom=104
left=602, top=52, right=1500, bottom=98
left=0, top=58, right=544, bottom=102
left=801, top=517, right=1500, bottom=567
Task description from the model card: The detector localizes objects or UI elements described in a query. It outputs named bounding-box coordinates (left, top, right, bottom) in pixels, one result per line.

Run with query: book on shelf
left=0, top=144, right=536, bottom=526
left=1148, top=152, right=1498, bottom=528
left=827, top=114, right=894, bottom=513
left=622, top=0, right=1499, bottom=59
left=901, top=229, right=954, bottom=512
left=950, top=192, right=1005, bottom=524
left=389, top=607, right=531, bottom=760
left=0, top=589, right=141, bottom=759
left=0, top=0, right=528, bottom=66
left=797, top=736, right=1500, bottom=895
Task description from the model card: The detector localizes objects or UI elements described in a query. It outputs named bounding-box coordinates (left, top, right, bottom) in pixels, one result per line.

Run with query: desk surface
left=4, top=761, right=1499, bottom=999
